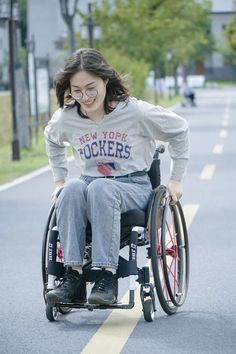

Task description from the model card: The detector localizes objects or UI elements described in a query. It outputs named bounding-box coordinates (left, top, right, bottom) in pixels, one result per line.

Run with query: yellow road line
left=212, top=144, right=223, bottom=154
left=81, top=290, right=142, bottom=354
left=200, top=164, right=215, bottom=180
left=81, top=204, right=199, bottom=354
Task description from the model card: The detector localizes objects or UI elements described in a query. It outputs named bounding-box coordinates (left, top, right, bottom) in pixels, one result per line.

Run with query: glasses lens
left=85, top=88, right=98, bottom=98
left=71, top=91, right=83, bottom=100
left=71, top=88, right=97, bottom=100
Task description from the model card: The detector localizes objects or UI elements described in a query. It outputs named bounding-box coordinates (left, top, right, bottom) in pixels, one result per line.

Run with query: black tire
left=58, top=306, right=72, bottom=315
left=42, top=204, right=57, bottom=298
left=42, top=207, right=72, bottom=316
left=161, top=201, right=189, bottom=307
left=143, top=299, right=155, bottom=322
left=150, top=186, right=178, bottom=315
left=46, top=303, right=58, bottom=321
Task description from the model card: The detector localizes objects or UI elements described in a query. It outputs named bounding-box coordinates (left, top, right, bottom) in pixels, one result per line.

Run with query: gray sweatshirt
left=44, top=97, right=189, bottom=182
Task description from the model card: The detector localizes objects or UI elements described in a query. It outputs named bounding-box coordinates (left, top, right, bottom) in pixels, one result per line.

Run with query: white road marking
left=81, top=204, right=199, bottom=354
left=219, top=129, right=228, bottom=138
left=200, top=164, right=215, bottom=180
left=0, top=156, right=74, bottom=193
left=212, top=144, right=223, bottom=154
left=224, top=109, right=230, bottom=115
left=183, top=204, right=199, bottom=229
left=223, top=113, right=229, bottom=121
left=0, top=165, right=51, bottom=192
left=222, top=120, right=229, bottom=127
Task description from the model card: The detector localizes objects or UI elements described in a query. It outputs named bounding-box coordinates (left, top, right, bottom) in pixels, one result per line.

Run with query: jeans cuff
left=92, top=262, right=118, bottom=269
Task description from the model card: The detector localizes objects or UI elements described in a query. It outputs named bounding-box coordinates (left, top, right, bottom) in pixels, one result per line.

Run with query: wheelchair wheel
left=143, top=299, right=155, bottom=322
left=46, top=303, right=58, bottom=321
left=42, top=205, right=72, bottom=316
left=42, top=204, right=56, bottom=293
left=161, top=201, right=189, bottom=307
left=150, top=186, right=189, bottom=315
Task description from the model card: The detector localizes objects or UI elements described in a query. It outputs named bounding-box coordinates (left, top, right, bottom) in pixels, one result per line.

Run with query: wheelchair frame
left=42, top=146, right=189, bottom=322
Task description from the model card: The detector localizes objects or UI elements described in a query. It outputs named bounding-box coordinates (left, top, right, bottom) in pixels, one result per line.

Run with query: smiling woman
left=44, top=47, right=189, bottom=307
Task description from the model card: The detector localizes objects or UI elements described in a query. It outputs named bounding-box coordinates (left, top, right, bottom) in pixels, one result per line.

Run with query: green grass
left=0, top=91, right=59, bottom=185
left=0, top=88, right=181, bottom=186
left=143, top=86, right=181, bottom=107
left=0, top=94, right=12, bottom=146
left=0, top=133, right=48, bottom=185
left=206, top=80, right=236, bottom=87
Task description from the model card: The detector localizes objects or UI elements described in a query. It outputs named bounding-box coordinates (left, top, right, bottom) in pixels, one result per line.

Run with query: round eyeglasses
left=70, top=88, right=98, bottom=101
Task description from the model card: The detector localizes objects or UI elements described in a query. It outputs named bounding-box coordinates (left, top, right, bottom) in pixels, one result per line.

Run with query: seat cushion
left=85, top=209, right=147, bottom=244
left=121, top=209, right=147, bottom=227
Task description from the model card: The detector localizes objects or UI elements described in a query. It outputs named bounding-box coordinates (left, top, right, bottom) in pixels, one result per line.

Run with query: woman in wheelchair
left=44, top=48, right=189, bottom=308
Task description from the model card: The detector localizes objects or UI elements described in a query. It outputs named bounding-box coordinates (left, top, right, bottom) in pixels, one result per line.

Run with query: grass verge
left=0, top=133, right=48, bottom=185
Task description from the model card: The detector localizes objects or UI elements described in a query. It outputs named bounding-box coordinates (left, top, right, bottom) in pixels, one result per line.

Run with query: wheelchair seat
left=121, top=209, right=146, bottom=227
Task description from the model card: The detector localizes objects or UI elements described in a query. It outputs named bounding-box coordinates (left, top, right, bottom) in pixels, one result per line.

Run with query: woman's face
left=70, top=70, right=107, bottom=117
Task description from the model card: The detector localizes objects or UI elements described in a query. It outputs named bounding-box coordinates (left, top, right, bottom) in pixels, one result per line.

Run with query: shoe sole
left=46, top=293, right=86, bottom=304
left=88, top=296, right=117, bottom=305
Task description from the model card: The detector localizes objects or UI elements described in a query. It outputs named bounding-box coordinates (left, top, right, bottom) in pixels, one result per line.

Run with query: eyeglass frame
left=69, top=87, right=98, bottom=101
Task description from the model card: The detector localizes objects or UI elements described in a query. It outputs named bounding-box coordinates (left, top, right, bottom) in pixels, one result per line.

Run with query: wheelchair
left=42, top=145, right=189, bottom=322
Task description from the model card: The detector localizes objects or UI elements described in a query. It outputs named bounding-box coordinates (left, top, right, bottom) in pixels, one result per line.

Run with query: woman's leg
left=55, top=178, right=88, bottom=267
left=87, top=175, right=152, bottom=269
left=46, top=179, right=88, bottom=304
left=86, top=175, right=152, bottom=304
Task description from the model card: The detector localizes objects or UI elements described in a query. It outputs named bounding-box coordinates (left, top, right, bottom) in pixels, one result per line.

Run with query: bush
left=100, top=48, right=150, bottom=98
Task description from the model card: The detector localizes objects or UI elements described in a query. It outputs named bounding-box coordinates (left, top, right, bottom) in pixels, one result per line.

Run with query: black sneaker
left=46, top=268, right=86, bottom=304
left=88, top=270, right=118, bottom=305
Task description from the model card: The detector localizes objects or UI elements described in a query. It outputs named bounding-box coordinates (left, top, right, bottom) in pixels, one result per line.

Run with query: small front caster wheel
left=46, top=303, right=58, bottom=321
left=58, top=306, right=72, bottom=315
left=143, top=299, right=155, bottom=322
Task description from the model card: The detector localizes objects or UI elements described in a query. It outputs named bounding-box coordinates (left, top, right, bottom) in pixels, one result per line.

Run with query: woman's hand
left=166, top=180, right=183, bottom=204
left=51, top=180, right=65, bottom=204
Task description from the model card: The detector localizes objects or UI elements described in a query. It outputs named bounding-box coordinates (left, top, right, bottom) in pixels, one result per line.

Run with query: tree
left=225, top=13, right=236, bottom=65
left=94, top=0, right=212, bottom=94
left=59, top=0, right=79, bottom=53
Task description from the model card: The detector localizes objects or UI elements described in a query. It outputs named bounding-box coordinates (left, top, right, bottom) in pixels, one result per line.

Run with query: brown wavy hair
left=54, top=48, right=129, bottom=118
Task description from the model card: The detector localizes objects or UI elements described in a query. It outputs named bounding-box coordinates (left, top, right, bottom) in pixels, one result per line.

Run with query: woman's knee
left=56, top=179, right=87, bottom=204
left=87, top=178, right=115, bottom=201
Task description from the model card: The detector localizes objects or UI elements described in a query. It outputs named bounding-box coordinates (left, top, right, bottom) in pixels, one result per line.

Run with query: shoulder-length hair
left=54, top=48, right=130, bottom=118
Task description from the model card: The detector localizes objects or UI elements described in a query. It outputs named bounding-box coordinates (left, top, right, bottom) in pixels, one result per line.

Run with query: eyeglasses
left=70, top=88, right=98, bottom=101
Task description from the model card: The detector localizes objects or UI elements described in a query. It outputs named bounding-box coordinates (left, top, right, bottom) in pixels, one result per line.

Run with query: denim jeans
left=55, top=175, right=153, bottom=270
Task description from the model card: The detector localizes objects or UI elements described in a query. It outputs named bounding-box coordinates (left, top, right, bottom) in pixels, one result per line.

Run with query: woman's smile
left=70, top=70, right=107, bottom=120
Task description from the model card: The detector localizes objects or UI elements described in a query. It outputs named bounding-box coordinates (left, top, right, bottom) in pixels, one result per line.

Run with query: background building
left=205, top=0, right=236, bottom=80
left=27, top=0, right=92, bottom=78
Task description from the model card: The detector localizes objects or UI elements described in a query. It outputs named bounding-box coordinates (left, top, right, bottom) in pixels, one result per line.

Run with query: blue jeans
left=55, top=175, right=152, bottom=270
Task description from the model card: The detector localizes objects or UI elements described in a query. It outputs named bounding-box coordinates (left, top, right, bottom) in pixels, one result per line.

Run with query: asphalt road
left=0, top=87, right=236, bottom=354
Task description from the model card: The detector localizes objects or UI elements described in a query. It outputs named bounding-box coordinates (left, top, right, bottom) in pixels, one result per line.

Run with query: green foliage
left=224, top=13, right=236, bottom=65
left=0, top=94, right=11, bottom=146
left=94, top=0, right=212, bottom=73
left=98, top=48, right=150, bottom=98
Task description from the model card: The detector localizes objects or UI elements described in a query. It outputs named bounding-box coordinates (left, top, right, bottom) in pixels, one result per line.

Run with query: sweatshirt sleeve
left=138, top=100, right=189, bottom=181
left=44, top=109, right=68, bottom=182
